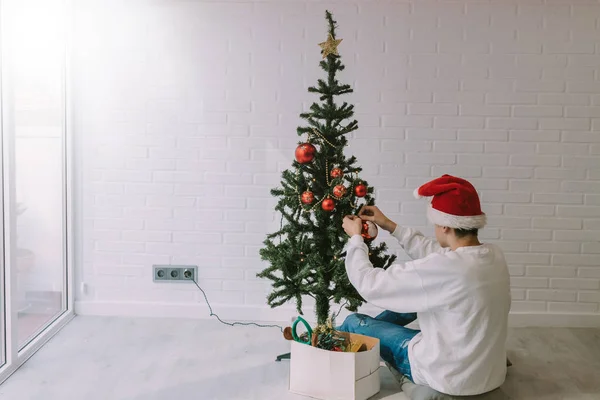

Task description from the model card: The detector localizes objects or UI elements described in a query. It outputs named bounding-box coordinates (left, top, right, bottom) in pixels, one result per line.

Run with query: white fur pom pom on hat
left=413, top=174, right=486, bottom=229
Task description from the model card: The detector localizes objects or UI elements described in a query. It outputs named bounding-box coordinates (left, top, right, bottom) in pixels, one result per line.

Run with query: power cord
left=191, top=278, right=349, bottom=332
left=192, top=278, right=284, bottom=332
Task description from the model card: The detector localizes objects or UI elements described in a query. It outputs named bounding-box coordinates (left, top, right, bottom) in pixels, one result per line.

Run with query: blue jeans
left=339, top=311, right=420, bottom=381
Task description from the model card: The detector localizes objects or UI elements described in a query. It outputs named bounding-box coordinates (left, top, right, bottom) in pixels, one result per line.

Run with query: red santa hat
left=413, top=174, right=487, bottom=230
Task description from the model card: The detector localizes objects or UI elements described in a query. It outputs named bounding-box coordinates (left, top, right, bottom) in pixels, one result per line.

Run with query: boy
left=340, top=175, right=511, bottom=396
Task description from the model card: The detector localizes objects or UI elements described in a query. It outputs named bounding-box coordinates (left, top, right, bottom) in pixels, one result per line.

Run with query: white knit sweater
left=345, top=226, right=511, bottom=396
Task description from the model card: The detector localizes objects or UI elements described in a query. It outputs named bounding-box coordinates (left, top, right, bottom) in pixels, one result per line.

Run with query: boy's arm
left=357, top=206, right=447, bottom=260
left=345, top=235, right=438, bottom=313
left=390, top=225, right=449, bottom=260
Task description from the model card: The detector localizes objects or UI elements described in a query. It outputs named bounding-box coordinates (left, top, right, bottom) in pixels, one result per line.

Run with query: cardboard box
left=289, top=332, right=381, bottom=400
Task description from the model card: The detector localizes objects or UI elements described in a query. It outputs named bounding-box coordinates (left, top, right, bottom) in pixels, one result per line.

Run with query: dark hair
left=453, top=228, right=478, bottom=238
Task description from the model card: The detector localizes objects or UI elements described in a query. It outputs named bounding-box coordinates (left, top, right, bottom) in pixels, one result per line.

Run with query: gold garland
left=311, top=128, right=336, bottom=148
left=294, top=128, right=363, bottom=211
left=312, top=195, right=328, bottom=211
left=294, top=169, right=302, bottom=205
left=350, top=172, right=359, bottom=209
left=294, top=167, right=328, bottom=212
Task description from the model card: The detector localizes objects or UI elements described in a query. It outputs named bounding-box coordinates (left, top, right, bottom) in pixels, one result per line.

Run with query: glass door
left=0, top=0, right=72, bottom=383
left=0, top=189, right=4, bottom=370
left=4, top=0, right=68, bottom=351
left=0, top=0, right=6, bottom=372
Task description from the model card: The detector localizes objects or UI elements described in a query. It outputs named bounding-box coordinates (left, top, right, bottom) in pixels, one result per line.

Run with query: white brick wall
left=73, top=0, right=600, bottom=324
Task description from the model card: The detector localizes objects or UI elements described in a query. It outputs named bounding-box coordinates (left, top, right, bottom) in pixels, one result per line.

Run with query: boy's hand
left=343, top=215, right=363, bottom=237
left=358, top=206, right=397, bottom=233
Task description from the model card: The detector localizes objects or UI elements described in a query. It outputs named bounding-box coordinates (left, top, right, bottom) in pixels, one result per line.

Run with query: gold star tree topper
left=318, top=34, right=342, bottom=58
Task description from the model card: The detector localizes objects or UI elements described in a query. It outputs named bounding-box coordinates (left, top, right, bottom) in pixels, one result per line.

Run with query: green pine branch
left=258, top=10, right=395, bottom=325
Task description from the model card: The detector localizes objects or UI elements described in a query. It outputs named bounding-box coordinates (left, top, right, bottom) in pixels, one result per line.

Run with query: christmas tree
left=258, top=11, right=396, bottom=326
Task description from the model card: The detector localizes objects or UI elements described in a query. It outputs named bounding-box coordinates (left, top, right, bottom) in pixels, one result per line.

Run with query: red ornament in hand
left=301, top=191, right=314, bottom=204
left=355, top=183, right=367, bottom=197
left=330, top=168, right=343, bottom=179
left=361, top=220, right=378, bottom=240
left=321, top=198, right=335, bottom=211
left=295, top=143, right=316, bottom=164
left=333, top=184, right=347, bottom=198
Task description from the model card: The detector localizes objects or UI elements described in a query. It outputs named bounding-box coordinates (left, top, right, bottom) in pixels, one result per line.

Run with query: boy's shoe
left=384, top=361, right=512, bottom=400
left=384, top=361, right=411, bottom=387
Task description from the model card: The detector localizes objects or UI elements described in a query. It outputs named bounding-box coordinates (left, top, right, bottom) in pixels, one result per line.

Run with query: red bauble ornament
left=361, top=220, right=378, bottom=241
left=355, top=183, right=367, bottom=197
left=295, top=143, right=316, bottom=164
left=301, top=191, right=314, bottom=204
left=330, top=168, right=343, bottom=179
left=333, top=184, right=347, bottom=198
left=321, top=198, right=335, bottom=211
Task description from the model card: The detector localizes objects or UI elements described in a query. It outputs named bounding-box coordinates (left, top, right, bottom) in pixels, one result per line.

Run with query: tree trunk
left=315, top=293, right=330, bottom=326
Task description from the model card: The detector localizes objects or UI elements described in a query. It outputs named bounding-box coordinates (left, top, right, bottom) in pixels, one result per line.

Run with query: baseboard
left=508, top=312, right=600, bottom=328
left=75, top=301, right=600, bottom=328
left=74, top=301, right=302, bottom=324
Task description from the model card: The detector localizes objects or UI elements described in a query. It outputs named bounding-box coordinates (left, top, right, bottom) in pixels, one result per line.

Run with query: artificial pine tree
left=258, top=10, right=396, bottom=326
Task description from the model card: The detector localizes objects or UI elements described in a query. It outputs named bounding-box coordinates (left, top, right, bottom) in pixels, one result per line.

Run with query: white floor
left=0, top=316, right=408, bottom=400
left=1, top=316, right=600, bottom=400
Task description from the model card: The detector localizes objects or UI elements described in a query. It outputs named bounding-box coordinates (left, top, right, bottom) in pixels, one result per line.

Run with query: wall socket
left=153, top=265, right=198, bottom=282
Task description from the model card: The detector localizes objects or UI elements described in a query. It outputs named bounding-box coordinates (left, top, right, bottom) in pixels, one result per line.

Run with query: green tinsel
left=313, top=317, right=347, bottom=351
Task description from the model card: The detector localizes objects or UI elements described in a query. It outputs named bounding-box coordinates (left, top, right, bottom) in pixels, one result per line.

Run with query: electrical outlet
left=153, top=265, right=197, bottom=282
